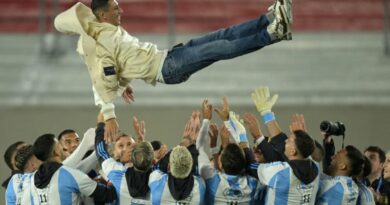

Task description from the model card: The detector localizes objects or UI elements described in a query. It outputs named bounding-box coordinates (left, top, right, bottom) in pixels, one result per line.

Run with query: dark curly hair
left=15, top=145, right=34, bottom=171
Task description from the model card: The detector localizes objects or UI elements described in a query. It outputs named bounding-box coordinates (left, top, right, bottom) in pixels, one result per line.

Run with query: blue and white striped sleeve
left=257, top=161, right=288, bottom=185
left=5, top=176, right=16, bottom=205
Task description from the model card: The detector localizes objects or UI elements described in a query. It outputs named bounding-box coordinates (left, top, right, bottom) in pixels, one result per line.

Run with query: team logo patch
left=103, top=66, right=116, bottom=76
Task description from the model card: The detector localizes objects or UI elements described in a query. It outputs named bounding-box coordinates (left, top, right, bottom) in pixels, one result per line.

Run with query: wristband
left=210, top=147, right=220, bottom=155
left=239, top=134, right=248, bottom=143
left=262, top=112, right=275, bottom=124
left=254, top=135, right=265, bottom=147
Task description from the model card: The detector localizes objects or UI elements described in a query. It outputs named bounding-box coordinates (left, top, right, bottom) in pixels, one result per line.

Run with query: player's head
left=58, top=129, right=80, bottom=155
left=220, top=143, right=246, bottom=175
left=131, top=141, right=154, bottom=172
left=364, top=146, right=386, bottom=176
left=33, top=133, right=65, bottom=162
left=15, top=145, right=41, bottom=172
left=346, top=145, right=365, bottom=177
left=285, top=130, right=315, bottom=160
left=4, top=141, right=26, bottom=170
left=110, top=133, right=134, bottom=164
left=91, top=0, right=123, bottom=26
left=330, top=145, right=364, bottom=177
left=169, top=146, right=193, bottom=179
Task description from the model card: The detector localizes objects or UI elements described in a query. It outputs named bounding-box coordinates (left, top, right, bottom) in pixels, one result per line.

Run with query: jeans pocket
left=161, top=54, right=190, bottom=84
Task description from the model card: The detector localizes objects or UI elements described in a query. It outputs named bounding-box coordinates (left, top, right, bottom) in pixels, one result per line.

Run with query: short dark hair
left=33, top=134, right=56, bottom=162
left=4, top=141, right=25, bottom=170
left=15, top=145, right=34, bottom=171
left=151, top=140, right=162, bottom=151
left=294, top=130, right=315, bottom=159
left=91, top=0, right=109, bottom=17
left=346, top=145, right=365, bottom=177
left=220, top=143, right=246, bottom=175
left=57, top=129, right=76, bottom=141
left=364, top=146, right=386, bottom=163
left=362, top=156, right=372, bottom=178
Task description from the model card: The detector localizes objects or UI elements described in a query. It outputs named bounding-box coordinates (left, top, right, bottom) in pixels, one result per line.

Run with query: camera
left=320, top=121, right=345, bottom=136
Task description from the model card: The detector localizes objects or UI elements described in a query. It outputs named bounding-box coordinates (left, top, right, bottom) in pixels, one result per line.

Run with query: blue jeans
left=161, top=15, right=272, bottom=84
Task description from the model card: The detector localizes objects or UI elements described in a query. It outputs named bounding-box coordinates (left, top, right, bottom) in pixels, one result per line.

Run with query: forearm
left=322, top=138, right=335, bottom=174
left=196, top=119, right=210, bottom=150
left=198, top=143, right=214, bottom=179
left=95, top=123, right=110, bottom=163
left=154, top=151, right=170, bottom=173
left=210, top=145, right=220, bottom=171
left=93, top=86, right=116, bottom=120
left=265, top=119, right=282, bottom=138
left=76, top=151, right=98, bottom=173
left=187, top=144, right=199, bottom=175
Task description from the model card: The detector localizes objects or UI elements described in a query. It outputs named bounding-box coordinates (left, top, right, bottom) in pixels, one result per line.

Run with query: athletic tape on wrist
left=210, top=147, right=220, bottom=155
left=262, top=112, right=275, bottom=124
left=239, top=134, right=248, bottom=143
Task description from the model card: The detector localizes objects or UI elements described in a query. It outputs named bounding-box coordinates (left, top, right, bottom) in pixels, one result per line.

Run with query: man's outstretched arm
left=92, top=86, right=120, bottom=143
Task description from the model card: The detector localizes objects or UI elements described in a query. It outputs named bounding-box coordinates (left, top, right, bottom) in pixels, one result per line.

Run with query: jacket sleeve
left=187, top=144, right=200, bottom=176
left=95, top=123, right=110, bottom=164
left=257, top=132, right=287, bottom=162
left=322, top=138, right=335, bottom=175
left=89, top=181, right=117, bottom=203
left=196, top=119, right=215, bottom=179
left=63, top=128, right=96, bottom=168
left=153, top=151, right=170, bottom=173
left=93, top=86, right=116, bottom=121
left=243, top=147, right=259, bottom=179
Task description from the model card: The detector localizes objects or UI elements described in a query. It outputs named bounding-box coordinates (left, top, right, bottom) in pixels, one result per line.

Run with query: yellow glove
left=251, top=86, right=278, bottom=116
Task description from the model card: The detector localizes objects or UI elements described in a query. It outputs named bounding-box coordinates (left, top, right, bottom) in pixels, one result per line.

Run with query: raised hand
left=190, top=111, right=201, bottom=142
left=133, top=116, right=146, bottom=142
left=289, top=113, right=306, bottom=133
left=182, top=118, right=192, bottom=138
left=202, top=99, right=213, bottom=120
left=122, top=85, right=135, bottom=104
left=104, top=118, right=120, bottom=143
left=251, top=86, right=278, bottom=115
left=214, top=96, right=229, bottom=121
left=225, top=111, right=248, bottom=144
left=208, top=123, right=218, bottom=147
left=220, top=125, right=230, bottom=149
left=243, top=112, right=263, bottom=139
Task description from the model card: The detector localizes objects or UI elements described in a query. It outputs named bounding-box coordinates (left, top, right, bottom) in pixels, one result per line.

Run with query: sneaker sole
left=278, top=0, right=292, bottom=24
left=278, top=6, right=291, bottom=34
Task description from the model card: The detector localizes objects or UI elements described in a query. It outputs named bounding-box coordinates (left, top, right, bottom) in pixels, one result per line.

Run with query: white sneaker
left=267, top=6, right=291, bottom=40
left=268, top=0, right=292, bottom=24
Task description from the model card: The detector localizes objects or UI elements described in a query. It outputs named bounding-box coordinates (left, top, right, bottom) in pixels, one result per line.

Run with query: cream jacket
left=54, top=2, right=167, bottom=119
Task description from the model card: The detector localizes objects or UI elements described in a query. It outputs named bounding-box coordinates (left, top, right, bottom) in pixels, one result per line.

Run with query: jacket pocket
left=101, top=65, right=119, bottom=90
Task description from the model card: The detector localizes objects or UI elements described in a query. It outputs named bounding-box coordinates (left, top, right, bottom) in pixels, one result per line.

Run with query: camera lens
left=320, top=120, right=345, bottom=136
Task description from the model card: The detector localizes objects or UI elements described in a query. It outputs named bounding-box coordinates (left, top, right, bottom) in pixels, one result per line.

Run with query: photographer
left=318, top=121, right=364, bottom=205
